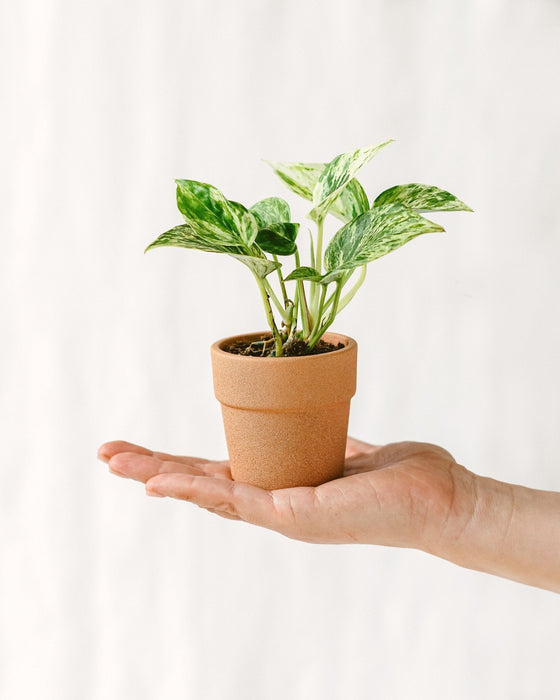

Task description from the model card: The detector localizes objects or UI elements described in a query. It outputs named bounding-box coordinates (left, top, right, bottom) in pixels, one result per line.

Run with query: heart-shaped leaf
left=230, top=254, right=280, bottom=278
left=284, top=266, right=344, bottom=285
left=265, top=161, right=323, bottom=201
left=175, top=180, right=257, bottom=247
left=312, top=140, right=393, bottom=218
left=145, top=224, right=243, bottom=255
left=309, top=178, right=369, bottom=223
left=226, top=199, right=258, bottom=247
left=250, top=197, right=291, bottom=227
left=373, top=183, right=473, bottom=212
left=256, top=222, right=299, bottom=256
left=267, top=160, right=369, bottom=223
left=284, top=266, right=323, bottom=282
left=324, top=203, right=444, bottom=272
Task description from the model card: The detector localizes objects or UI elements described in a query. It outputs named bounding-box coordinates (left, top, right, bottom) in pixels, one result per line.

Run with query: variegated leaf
left=309, top=178, right=369, bottom=223
left=265, top=161, right=324, bottom=201
left=373, top=183, right=472, bottom=212
left=250, top=197, right=291, bottom=227
left=324, top=203, right=444, bottom=272
left=284, top=266, right=344, bottom=285
left=312, top=140, right=394, bottom=217
left=230, top=254, right=280, bottom=278
left=256, top=222, right=299, bottom=256
left=175, top=180, right=257, bottom=247
left=284, top=266, right=323, bottom=282
left=145, top=224, right=243, bottom=255
left=267, top=160, right=368, bottom=223
left=320, top=268, right=346, bottom=284
left=227, top=199, right=258, bottom=247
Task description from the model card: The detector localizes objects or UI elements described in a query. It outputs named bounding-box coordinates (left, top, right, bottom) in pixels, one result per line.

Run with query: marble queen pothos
left=146, top=140, right=472, bottom=357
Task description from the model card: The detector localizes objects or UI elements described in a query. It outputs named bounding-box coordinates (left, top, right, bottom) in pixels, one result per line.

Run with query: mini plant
left=146, top=140, right=471, bottom=357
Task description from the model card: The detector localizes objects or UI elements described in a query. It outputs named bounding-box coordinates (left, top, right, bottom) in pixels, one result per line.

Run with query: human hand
left=97, top=437, right=475, bottom=551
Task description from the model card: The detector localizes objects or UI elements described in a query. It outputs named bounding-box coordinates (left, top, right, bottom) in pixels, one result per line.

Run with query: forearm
left=432, top=473, right=560, bottom=593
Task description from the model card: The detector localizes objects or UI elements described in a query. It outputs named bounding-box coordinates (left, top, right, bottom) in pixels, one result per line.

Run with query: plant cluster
left=146, top=140, right=471, bottom=356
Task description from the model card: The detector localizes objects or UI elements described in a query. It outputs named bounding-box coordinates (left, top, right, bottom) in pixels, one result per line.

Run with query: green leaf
left=145, top=224, right=243, bottom=255
left=266, top=160, right=369, bottom=223
left=284, top=266, right=323, bottom=282
left=284, top=266, right=344, bottom=285
left=249, top=197, right=291, bottom=227
left=256, top=222, right=299, bottom=256
left=320, top=269, right=346, bottom=284
left=373, top=183, right=473, bottom=212
left=230, top=254, right=280, bottom=278
left=312, top=140, right=394, bottom=217
left=227, top=199, right=258, bottom=247
left=265, top=161, right=324, bottom=201
left=324, top=203, right=444, bottom=272
left=175, top=180, right=257, bottom=247
left=309, top=178, right=369, bottom=223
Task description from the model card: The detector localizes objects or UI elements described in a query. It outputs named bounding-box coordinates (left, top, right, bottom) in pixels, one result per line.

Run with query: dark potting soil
left=222, top=335, right=344, bottom=357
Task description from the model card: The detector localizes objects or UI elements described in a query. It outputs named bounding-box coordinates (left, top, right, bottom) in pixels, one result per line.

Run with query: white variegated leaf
left=267, top=160, right=369, bottom=222
left=324, top=203, right=444, bottom=272
left=230, top=254, right=280, bottom=278
left=145, top=224, right=243, bottom=255
left=256, top=223, right=299, bottom=256
left=175, top=180, right=257, bottom=247
left=312, top=140, right=393, bottom=217
left=250, top=197, right=291, bottom=227
left=373, top=183, right=473, bottom=212
left=265, top=161, right=324, bottom=200
left=227, top=199, right=258, bottom=247
left=284, top=266, right=323, bottom=282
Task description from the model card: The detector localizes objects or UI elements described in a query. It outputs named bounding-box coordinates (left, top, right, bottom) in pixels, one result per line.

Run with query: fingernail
left=146, top=486, right=164, bottom=498
left=108, top=465, right=129, bottom=478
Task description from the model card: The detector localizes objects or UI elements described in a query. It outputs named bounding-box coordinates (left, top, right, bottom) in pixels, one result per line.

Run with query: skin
left=97, top=437, right=560, bottom=594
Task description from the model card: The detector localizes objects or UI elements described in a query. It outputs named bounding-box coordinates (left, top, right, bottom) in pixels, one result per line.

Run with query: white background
left=2, top=1, right=560, bottom=698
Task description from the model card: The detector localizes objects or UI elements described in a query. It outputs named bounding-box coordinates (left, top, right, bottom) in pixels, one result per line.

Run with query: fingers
left=97, top=440, right=215, bottom=468
left=145, top=473, right=281, bottom=530
left=107, top=452, right=231, bottom=483
left=98, top=440, right=152, bottom=462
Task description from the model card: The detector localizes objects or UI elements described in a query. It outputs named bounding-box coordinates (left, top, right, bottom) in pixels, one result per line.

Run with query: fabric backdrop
left=2, top=1, right=560, bottom=698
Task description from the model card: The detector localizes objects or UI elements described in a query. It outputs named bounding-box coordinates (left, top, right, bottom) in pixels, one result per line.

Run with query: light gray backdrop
left=2, top=0, right=559, bottom=698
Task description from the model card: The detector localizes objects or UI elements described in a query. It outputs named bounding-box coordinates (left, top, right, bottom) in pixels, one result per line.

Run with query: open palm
left=98, top=437, right=475, bottom=551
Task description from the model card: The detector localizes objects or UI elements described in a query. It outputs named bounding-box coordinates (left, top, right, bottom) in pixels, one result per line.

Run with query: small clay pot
left=210, top=331, right=357, bottom=490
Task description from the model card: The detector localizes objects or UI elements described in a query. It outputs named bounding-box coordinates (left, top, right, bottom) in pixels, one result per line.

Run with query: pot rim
left=211, top=330, right=357, bottom=363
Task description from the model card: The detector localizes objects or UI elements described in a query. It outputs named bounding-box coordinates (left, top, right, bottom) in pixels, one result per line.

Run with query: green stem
left=336, top=265, right=367, bottom=314
left=309, top=215, right=325, bottom=317
left=273, top=254, right=289, bottom=309
left=298, top=280, right=311, bottom=338
left=264, top=278, right=291, bottom=325
left=315, top=216, right=325, bottom=274
left=254, top=274, right=283, bottom=356
left=307, top=279, right=343, bottom=349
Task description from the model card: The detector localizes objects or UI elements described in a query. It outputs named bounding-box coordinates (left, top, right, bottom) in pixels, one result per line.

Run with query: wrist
left=427, top=470, right=560, bottom=593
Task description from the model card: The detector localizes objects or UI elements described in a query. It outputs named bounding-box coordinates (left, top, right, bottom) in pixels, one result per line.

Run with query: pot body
left=210, top=332, right=357, bottom=490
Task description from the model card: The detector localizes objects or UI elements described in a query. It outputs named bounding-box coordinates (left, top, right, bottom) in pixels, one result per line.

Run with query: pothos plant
left=146, top=140, right=471, bottom=356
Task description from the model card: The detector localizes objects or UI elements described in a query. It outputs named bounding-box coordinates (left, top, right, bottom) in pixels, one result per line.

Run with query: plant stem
left=315, top=215, right=325, bottom=274
left=254, top=273, right=283, bottom=356
left=264, top=278, right=291, bottom=325
left=273, top=254, right=289, bottom=309
left=299, top=280, right=311, bottom=338
left=307, top=279, right=343, bottom=349
left=309, top=215, right=325, bottom=318
left=336, top=265, right=367, bottom=314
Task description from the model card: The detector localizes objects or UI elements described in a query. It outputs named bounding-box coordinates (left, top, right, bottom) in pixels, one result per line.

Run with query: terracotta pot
left=210, top=331, right=357, bottom=490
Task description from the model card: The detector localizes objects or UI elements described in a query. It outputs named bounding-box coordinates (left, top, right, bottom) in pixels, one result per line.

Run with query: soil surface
left=222, top=334, right=344, bottom=357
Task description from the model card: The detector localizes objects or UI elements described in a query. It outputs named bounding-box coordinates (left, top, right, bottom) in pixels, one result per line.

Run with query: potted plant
left=146, top=140, right=471, bottom=489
